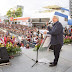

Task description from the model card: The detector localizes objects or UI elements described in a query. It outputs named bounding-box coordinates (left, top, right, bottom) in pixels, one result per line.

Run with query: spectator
left=68, top=27, right=71, bottom=36
left=64, top=27, right=68, bottom=37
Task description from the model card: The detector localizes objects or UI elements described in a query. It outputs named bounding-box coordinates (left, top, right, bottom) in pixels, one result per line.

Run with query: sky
left=0, top=0, right=69, bottom=17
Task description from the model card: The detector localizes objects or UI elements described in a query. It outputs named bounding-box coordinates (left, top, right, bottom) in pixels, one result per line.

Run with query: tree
left=6, top=10, right=11, bottom=18
left=15, top=7, right=22, bottom=17
left=6, top=7, right=23, bottom=18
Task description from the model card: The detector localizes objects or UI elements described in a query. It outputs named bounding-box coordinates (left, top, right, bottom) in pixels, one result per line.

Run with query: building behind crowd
left=30, top=5, right=69, bottom=28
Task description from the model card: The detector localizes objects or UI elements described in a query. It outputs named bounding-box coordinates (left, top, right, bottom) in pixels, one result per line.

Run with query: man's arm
left=47, top=23, right=63, bottom=35
left=48, top=26, right=52, bottom=31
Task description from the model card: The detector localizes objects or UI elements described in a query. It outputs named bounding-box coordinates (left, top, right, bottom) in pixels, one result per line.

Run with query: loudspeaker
left=0, top=47, right=9, bottom=64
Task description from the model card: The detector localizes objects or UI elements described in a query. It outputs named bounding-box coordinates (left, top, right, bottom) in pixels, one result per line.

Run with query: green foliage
left=64, top=37, right=72, bottom=44
left=6, top=42, right=21, bottom=56
left=64, top=38, right=70, bottom=44
left=33, top=39, right=41, bottom=51
left=5, top=20, right=9, bottom=22
left=70, top=39, right=72, bottom=43
left=6, top=7, right=22, bottom=18
left=15, top=7, right=22, bottom=17
left=6, top=10, right=11, bottom=17
left=7, top=47, right=21, bottom=56
left=37, top=44, right=40, bottom=49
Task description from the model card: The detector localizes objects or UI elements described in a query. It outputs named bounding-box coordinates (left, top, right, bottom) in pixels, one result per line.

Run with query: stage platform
left=0, top=45, right=72, bottom=72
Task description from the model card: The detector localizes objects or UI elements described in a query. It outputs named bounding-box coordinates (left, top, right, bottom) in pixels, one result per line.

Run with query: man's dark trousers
left=53, top=44, right=62, bottom=64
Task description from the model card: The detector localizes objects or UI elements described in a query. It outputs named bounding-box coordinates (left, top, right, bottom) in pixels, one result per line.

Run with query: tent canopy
left=43, top=5, right=61, bottom=10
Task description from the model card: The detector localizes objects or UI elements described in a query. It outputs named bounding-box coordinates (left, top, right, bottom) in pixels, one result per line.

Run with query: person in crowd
left=26, top=34, right=31, bottom=42
left=0, top=37, right=3, bottom=43
left=68, top=27, right=71, bottom=36
left=26, top=43, right=29, bottom=49
left=1, top=34, right=4, bottom=42
left=71, top=28, right=72, bottom=36
left=64, top=27, right=68, bottom=37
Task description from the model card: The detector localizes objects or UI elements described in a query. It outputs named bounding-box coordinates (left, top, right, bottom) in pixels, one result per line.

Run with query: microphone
left=46, top=21, right=53, bottom=29
left=48, top=21, right=52, bottom=24
left=46, top=21, right=52, bottom=26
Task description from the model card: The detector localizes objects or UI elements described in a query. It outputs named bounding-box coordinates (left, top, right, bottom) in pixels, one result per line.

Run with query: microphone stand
left=32, top=28, right=40, bottom=67
left=32, top=46, right=40, bottom=67
left=32, top=43, right=48, bottom=67
left=32, top=28, right=48, bottom=67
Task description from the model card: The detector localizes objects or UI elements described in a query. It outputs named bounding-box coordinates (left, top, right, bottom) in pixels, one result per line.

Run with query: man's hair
left=53, top=15, right=59, bottom=21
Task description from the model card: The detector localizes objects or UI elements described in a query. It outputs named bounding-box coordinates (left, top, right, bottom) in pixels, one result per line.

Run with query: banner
left=61, top=8, right=69, bottom=11
left=54, top=12, right=68, bottom=19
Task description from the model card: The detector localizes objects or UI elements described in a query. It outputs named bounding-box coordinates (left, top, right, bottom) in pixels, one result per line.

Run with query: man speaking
left=44, top=16, right=63, bottom=67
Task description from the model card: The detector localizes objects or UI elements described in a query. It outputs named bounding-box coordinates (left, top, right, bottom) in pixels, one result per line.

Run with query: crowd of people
left=64, top=26, right=72, bottom=37
left=0, top=23, right=44, bottom=49
left=0, top=23, right=37, bottom=36
left=0, top=23, right=72, bottom=50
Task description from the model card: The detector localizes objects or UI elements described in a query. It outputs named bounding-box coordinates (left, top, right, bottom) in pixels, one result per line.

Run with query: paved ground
left=0, top=44, right=72, bottom=72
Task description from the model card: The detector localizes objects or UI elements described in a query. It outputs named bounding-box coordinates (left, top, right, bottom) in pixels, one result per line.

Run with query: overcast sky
left=0, top=0, right=69, bottom=17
